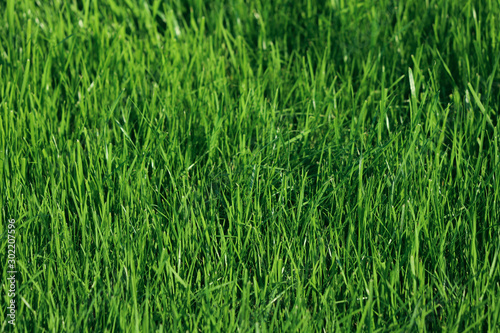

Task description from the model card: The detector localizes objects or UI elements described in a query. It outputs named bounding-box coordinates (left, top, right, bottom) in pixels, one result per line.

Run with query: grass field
left=1, top=0, right=500, bottom=331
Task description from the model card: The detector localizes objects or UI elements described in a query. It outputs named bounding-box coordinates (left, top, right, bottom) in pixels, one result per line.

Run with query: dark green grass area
left=1, top=0, right=500, bottom=331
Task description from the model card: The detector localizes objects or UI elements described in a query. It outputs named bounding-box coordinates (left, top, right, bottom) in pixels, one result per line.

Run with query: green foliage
left=1, top=0, right=499, bottom=331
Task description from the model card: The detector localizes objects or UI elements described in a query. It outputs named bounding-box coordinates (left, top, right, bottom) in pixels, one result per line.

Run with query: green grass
left=1, top=0, right=500, bottom=331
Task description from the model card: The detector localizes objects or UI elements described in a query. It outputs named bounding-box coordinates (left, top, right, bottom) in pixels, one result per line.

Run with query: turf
left=1, top=0, right=500, bottom=331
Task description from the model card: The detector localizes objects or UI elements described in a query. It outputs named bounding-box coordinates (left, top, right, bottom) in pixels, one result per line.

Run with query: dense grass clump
left=1, top=0, right=499, bottom=331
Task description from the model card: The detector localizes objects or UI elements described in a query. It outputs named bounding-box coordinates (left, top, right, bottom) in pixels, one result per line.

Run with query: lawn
left=1, top=0, right=499, bottom=331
